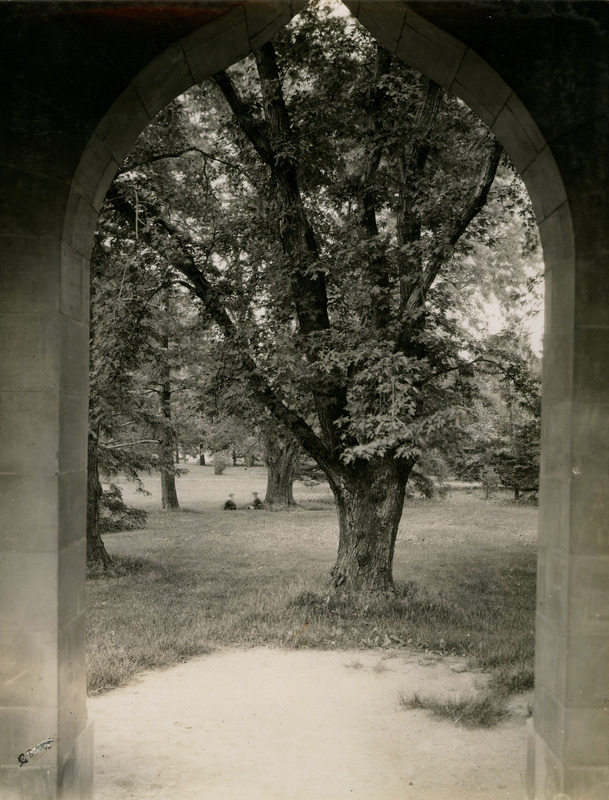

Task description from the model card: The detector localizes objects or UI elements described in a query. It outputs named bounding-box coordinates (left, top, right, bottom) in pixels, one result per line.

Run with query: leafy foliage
left=94, top=0, right=542, bottom=589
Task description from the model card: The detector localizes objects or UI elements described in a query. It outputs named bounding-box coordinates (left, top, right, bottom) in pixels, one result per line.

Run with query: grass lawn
left=87, top=465, right=537, bottom=724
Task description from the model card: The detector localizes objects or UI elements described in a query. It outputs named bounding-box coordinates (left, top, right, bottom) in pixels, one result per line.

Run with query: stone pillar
left=0, top=182, right=93, bottom=796
left=528, top=127, right=609, bottom=799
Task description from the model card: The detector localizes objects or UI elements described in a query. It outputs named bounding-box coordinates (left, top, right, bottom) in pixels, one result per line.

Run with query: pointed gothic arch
left=1, top=3, right=608, bottom=798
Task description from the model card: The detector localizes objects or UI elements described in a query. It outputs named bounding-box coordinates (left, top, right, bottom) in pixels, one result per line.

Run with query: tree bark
left=86, top=430, right=112, bottom=570
left=158, top=309, right=180, bottom=510
left=330, top=456, right=413, bottom=594
left=159, top=379, right=180, bottom=511
left=263, top=431, right=298, bottom=508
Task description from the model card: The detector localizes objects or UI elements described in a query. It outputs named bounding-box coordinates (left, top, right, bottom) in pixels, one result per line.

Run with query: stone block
left=570, top=479, right=609, bottom=555
left=58, top=686, right=88, bottom=759
left=573, top=327, right=609, bottom=404
left=0, top=164, right=69, bottom=241
left=356, top=1, right=407, bottom=54
left=0, top=763, right=57, bottom=800
left=184, top=14, right=250, bottom=83
left=0, top=706, right=58, bottom=768
left=571, top=403, right=609, bottom=479
left=535, top=612, right=567, bottom=704
left=574, top=253, right=609, bottom=329
left=58, top=470, right=87, bottom=551
left=534, top=686, right=566, bottom=765
left=62, top=189, right=99, bottom=259
left=0, top=237, right=61, bottom=314
left=58, top=393, right=88, bottom=473
left=538, top=202, right=575, bottom=276
left=60, top=315, right=89, bottom=397
left=521, top=145, right=568, bottom=224
left=245, top=1, right=295, bottom=52
left=133, top=42, right=193, bottom=121
left=71, top=132, right=118, bottom=210
left=542, top=265, right=576, bottom=349
left=564, top=705, right=609, bottom=766
left=493, top=102, right=538, bottom=174
left=0, top=629, right=58, bottom=707
left=571, top=192, right=609, bottom=257
left=566, top=634, right=609, bottom=707
left=403, top=6, right=465, bottom=59
left=541, top=328, right=573, bottom=405
left=95, top=84, right=151, bottom=165
left=58, top=542, right=86, bottom=625
left=506, top=92, right=547, bottom=157
left=563, top=765, right=609, bottom=800
left=552, top=120, right=609, bottom=211
left=0, top=312, right=59, bottom=394
left=540, top=400, right=574, bottom=481
left=61, top=241, right=90, bottom=323
left=569, top=555, right=609, bottom=636
left=529, top=730, right=563, bottom=800
left=537, top=478, right=569, bottom=551
left=0, top=551, right=58, bottom=633
left=58, top=613, right=87, bottom=707
left=58, top=719, right=94, bottom=800
left=0, top=390, right=59, bottom=474
left=537, top=550, right=569, bottom=631
left=451, top=49, right=511, bottom=129
left=396, top=13, right=464, bottom=88
left=0, top=474, right=58, bottom=553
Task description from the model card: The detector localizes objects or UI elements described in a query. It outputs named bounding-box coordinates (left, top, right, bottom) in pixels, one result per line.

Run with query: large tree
left=107, top=3, right=535, bottom=594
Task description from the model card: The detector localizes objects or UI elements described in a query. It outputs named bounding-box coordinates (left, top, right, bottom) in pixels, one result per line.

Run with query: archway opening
left=78, top=3, right=552, bottom=796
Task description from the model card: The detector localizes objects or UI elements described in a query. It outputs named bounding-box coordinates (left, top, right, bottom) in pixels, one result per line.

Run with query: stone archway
left=1, top=3, right=608, bottom=799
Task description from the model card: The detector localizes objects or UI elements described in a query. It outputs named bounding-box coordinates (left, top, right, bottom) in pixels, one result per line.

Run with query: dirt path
left=90, top=647, right=529, bottom=800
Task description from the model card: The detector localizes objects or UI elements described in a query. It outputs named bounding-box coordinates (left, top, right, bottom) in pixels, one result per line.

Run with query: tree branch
left=422, top=138, right=503, bottom=297
left=119, top=147, right=240, bottom=175
left=357, top=44, right=393, bottom=332
left=211, top=71, right=276, bottom=168
left=100, top=439, right=160, bottom=450
left=107, top=189, right=342, bottom=477
left=397, top=79, right=442, bottom=306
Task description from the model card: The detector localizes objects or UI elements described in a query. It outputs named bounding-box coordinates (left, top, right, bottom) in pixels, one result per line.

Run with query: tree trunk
left=330, top=456, right=413, bottom=594
left=199, top=444, right=206, bottom=466
left=87, top=431, right=112, bottom=570
left=263, top=432, right=298, bottom=508
left=159, top=375, right=180, bottom=510
left=158, top=304, right=180, bottom=510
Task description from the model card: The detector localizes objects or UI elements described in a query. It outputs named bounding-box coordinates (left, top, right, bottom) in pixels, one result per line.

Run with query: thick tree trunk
left=87, top=431, right=112, bottom=570
left=330, top=456, right=413, bottom=594
left=263, top=432, right=298, bottom=508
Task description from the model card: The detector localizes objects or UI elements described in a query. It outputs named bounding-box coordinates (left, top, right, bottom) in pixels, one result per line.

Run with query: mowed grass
left=87, top=465, right=537, bottom=725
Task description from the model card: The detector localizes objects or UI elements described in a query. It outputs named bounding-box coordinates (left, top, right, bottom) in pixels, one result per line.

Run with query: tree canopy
left=96, top=0, right=542, bottom=591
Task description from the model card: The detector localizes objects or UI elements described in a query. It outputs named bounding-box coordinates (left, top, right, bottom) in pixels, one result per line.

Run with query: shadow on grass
left=87, top=493, right=536, bottom=724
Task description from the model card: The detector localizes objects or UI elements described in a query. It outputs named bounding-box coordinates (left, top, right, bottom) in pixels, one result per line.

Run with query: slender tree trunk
left=330, top=456, right=413, bottom=594
left=158, top=320, right=180, bottom=510
left=199, top=444, right=206, bottom=466
left=263, top=431, right=298, bottom=508
left=87, top=430, right=112, bottom=570
left=159, top=382, right=180, bottom=510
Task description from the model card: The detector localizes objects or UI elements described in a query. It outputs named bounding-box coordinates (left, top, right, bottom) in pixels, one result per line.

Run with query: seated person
left=223, top=493, right=237, bottom=510
left=247, top=491, right=264, bottom=510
